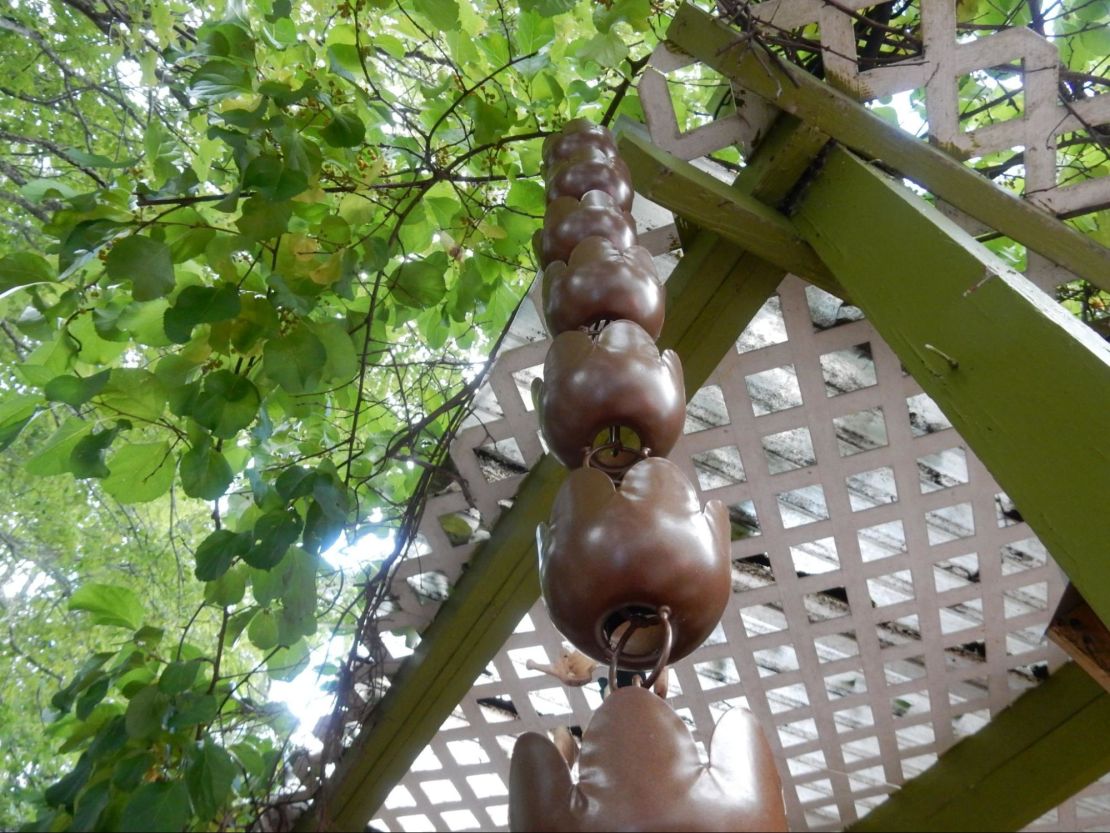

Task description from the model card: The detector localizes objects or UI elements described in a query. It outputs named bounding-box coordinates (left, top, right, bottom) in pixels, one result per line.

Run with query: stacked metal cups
left=532, top=119, right=731, bottom=679
left=509, top=119, right=788, bottom=832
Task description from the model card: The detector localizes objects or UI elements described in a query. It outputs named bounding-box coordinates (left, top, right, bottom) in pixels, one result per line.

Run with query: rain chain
left=508, top=120, right=789, bottom=831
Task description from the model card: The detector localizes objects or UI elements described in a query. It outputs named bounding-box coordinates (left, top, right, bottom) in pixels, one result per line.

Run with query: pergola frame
left=298, top=6, right=1110, bottom=831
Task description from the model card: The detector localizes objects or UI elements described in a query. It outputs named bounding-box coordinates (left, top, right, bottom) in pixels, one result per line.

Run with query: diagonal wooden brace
left=666, top=3, right=1110, bottom=293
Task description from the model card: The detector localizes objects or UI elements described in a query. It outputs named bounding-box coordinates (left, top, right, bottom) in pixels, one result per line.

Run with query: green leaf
left=52, top=653, right=113, bottom=714
left=44, top=370, right=110, bottom=408
left=44, top=754, right=91, bottom=810
left=579, top=29, right=629, bottom=67
left=414, top=0, right=459, bottom=30
left=391, top=253, right=448, bottom=307
left=263, top=324, right=327, bottom=393
left=69, top=423, right=126, bottom=479
left=180, top=441, right=234, bottom=500
left=60, top=219, right=126, bottom=276
left=320, top=109, right=366, bottom=148
left=195, top=529, right=249, bottom=580
left=87, top=714, right=128, bottom=761
left=520, top=0, right=578, bottom=16
left=164, top=284, right=241, bottom=343
left=236, top=197, right=292, bottom=241
left=106, top=236, right=176, bottom=301
left=593, top=0, right=650, bottom=32
left=248, top=608, right=280, bottom=649
left=100, top=368, right=167, bottom=422
left=69, top=583, right=145, bottom=629
left=102, top=442, right=175, bottom=503
left=313, top=320, right=359, bottom=383
left=26, top=419, right=92, bottom=476
left=244, top=508, right=303, bottom=569
left=71, top=778, right=111, bottom=831
left=191, top=370, right=260, bottom=437
left=0, top=252, right=54, bottom=296
left=0, top=393, right=40, bottom=451
left=119, top=781, right=190, bottom=832
left=462, top=95, right=513, bottom=145
left=204, top=564, right=248, bottom=606
left=124, top=685, right=170, bottom=739
left=189, top=59, right=253, bottom=99
left=515, top=10, right=555, bottom=51
left=112, top=752, right=154, bottom=791
left=506, top=179, right=546, bottom=215
left=75, top=676, right=110, bottom=721
left=159, top=660, right=203, bottom=695
left=133, top=625, right=165, bottom=648
left=68, top=149, right=140, bottom=169
left=168, top=691, right=219, bottom=729
left=187, top=739, right=238, bottom=819
left=266, top=638, right=310, bottom=682
left=243, top=155, right=308, bottom=201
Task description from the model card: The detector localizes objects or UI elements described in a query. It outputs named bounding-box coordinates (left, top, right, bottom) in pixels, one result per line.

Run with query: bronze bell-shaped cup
left=542, top=237, right=665, bottom=339
left=537, top=190, right=637, bottom=267
left=542, top=118, right=619, bottom=169
left=510, top=685, right=789, bottom=833
left=535, top=319, right=684, bottom=469
left=545, top=147, right=634, bottom=212
left=537, top=456, right=731, bottom=671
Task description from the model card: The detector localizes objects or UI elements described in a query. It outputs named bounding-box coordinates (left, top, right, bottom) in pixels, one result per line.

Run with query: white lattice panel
left=639, top=0, right=1110, bottom=290
left=359, top=259, right=1110, bottom=831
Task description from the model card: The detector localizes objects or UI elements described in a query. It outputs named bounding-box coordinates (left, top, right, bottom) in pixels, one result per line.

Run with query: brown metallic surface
left=509, top=685, right=789, bottom=832
left=542, top=119, right=619, bottom=168
left=542, top=237, right=665, bottom=338
left=537, top=320, right=684, bottom=469
left=536, top=457, right=731, bottom=669
left=546, top=150, right=635, bottom=211
left=540, top=190, right=637, bottom=267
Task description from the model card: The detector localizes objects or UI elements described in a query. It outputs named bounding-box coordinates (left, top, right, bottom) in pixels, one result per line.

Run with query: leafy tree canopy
left=0, top=0, right=1106, bottom=830
left=0, top=0, right=657, bottom=827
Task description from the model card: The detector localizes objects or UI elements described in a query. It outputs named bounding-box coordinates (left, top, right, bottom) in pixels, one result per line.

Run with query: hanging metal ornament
left=510, top=685, right=789, bottom=833
left=512, top=117, right=787, bottom=833
left=534, top=319, right=684, bottom=470
left=542, top=118, right=619, bottom=168
left=537, top=190, right=637, bottom=267
left=537, top=457, right=730, bottom=670
left=545, top=148, right=635, bottom=211
left=542, top=237, right=664, bottom=338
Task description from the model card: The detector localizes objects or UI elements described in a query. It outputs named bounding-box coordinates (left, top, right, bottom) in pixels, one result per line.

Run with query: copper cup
left=536, top=320, right=684, bottom=468
left=510, top=685, right=788, bottom=832
left=543, top=237, right=664, bottom=339
left=546, top=149, right=634, bottom=211
left=537, top=457, right=731, bottom=670
left=542, top=119, right=619, bottom=169
left=539, top=190, right=637, bottom=267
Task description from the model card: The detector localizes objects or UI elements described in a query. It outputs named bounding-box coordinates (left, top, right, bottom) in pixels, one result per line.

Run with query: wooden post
left=850, top=663, right=1110, bottom=832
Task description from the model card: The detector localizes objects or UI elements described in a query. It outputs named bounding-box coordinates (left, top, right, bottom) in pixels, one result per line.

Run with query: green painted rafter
left=665, top=3, right=1110, bottom=293
left=850, top=663, right=1110, bottom=832
left=616, top=127, right=838, bottom=292
left=794, top=144, right=1110, bottom=645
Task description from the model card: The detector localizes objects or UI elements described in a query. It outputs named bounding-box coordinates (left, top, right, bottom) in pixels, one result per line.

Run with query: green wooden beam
left=850, top=663, right=1110, bottom=832
left=794, top=145, right=1110, bottom=635
left=295, top=454, right=563, bottom=832
left=616, top=128, right=838, bottom=291
left=666, top=3, right=1110, bottom=293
